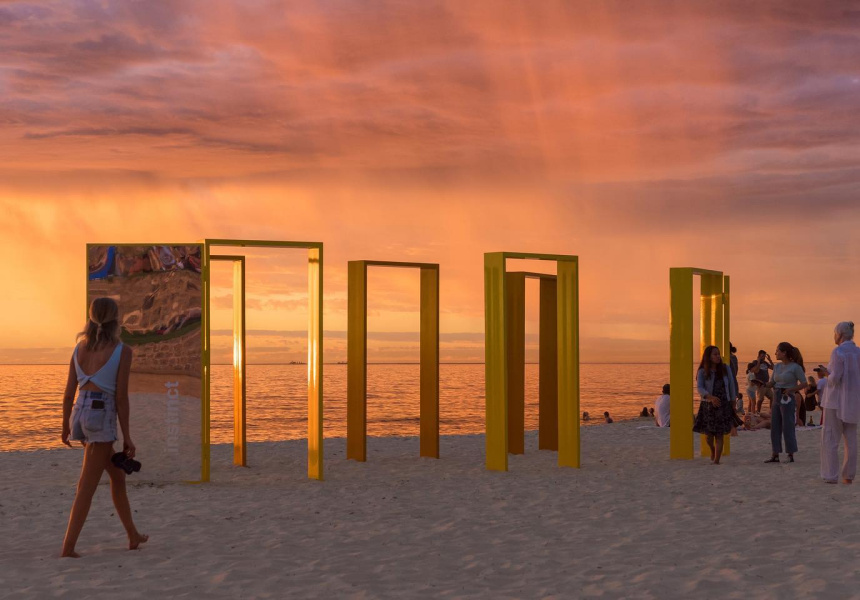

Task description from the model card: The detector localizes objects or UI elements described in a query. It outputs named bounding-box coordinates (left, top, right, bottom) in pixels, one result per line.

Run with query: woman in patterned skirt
left=693, top=345, right=740, bottom=464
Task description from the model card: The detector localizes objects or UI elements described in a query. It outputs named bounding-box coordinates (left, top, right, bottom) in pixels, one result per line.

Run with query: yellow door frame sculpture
left=505, top=272, right=559, bottom=454
left=202, top=239, right=324, bottom=481
left=346, top=260, right=440, bottom=461
left=484, top=252, right=579, bottom=471
left=669, top=268, right=731, bottom=460
left=210, top=255, right=247, bottom=467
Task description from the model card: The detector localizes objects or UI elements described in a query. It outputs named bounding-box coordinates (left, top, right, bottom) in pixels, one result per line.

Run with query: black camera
left=111, top=452, right=141, bottom=475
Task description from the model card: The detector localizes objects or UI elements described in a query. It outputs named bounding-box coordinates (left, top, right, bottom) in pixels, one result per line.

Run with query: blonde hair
left=78, top=297, right=121, bottom=351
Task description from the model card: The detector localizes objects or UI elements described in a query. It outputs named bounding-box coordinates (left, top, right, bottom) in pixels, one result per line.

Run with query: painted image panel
left=87, top=244, right=203, bottom=482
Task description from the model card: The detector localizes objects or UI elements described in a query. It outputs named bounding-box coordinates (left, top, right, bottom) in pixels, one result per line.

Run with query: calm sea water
left=0, top=363, right=675, bottom=452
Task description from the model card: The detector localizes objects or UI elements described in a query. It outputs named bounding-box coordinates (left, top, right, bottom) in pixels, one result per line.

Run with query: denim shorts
left=70, top=390, right=118, bottom=444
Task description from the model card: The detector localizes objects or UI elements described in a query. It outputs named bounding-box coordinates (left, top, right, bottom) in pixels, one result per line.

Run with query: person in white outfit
left=820, top=321, right=860, bottom=485
left=655, top=384, right=670, bottom=427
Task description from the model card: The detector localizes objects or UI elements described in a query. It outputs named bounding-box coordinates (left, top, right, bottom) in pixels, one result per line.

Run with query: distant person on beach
left=746, top=362, right=765, bottom=413
left=764, top=342, right=807, bottom=464
left=603, top=411, right=613, bottom=424
left=820, top=322, right=860, bottom=485
left=730, top=344, right=742, bottom=413
left=582, top=411, right=591, bottom=422
left=812, top=365, right=829, bottom=426
left=60, top=298, right=147, bottom=558
left=693, top=346, right=739, bottom=464
left=655, top=384, right=670, bottom=427
left=804, top=376, right=818, bottom=425
left=752, top=350, right=775, bottom=410
left=639, top=407, right=649, bottom=418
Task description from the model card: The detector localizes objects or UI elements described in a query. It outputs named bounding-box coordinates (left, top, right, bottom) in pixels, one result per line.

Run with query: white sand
left=2, top=422, right=860, bottom=599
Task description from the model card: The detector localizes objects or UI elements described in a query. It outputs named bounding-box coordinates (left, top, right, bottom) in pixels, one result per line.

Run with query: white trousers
left=820, top=408, right=858, bottom=482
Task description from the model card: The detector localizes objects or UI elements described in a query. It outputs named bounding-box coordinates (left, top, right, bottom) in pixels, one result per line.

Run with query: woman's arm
left=61, top=357, right=77, bottom=447
left=115, top=345, right=135, bottom=457
left=829, top=348, right=844, bottom=386
left=696, top=369, right=710, bottom=401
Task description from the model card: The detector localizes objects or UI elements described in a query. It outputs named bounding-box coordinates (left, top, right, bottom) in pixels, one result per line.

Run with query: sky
left=1, top=1, right=859, bottom=364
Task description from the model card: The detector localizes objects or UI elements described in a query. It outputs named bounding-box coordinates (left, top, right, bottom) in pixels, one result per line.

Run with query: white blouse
left=827, top=341, right=860, bottom=424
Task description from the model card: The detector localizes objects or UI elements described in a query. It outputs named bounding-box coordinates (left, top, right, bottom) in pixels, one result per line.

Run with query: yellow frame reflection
left=484, top=252, right=579, bottom=472
left=346, top=260, right=440, bottom=461
left=210, top=255, right=246, bottom=467
left=669, top=267, right=732, bottom=460
left=202, top=239, right=324, bottom=481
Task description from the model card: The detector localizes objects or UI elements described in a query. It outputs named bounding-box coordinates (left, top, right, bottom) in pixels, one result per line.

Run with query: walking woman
left=820, top=322, right=860, bottom=484
left=764, top=342, right=808, bottom=463
left=693, top=345, right=739, bottom=465
left=60, top=298, right=147, bottom=557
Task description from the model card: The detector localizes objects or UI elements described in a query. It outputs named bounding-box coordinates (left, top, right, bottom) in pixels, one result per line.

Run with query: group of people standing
left=692, top=322, right=859, bottom=483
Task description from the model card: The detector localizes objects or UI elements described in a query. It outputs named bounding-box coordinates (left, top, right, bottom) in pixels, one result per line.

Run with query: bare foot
left=129, top=533, right=149, bottom=550
left=843, top=479, right=853, bottom=485
left=60, top=549, right=81, bottom=558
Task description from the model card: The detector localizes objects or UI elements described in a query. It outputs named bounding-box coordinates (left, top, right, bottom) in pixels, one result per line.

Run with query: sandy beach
left=2, top=422, right=860, bottom=599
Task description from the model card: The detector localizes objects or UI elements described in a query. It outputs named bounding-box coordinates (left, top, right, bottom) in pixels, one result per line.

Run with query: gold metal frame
left=505, top=272, right=559, bottom=454
left=669, top=268, right=731, bottom=460
left=202, top=240, right=324, bottom=481
left=346, top=260, right=440, bottom=461
left=484, top=252, right=579, bottom=471
left=210, top=255, right=246, bottom=467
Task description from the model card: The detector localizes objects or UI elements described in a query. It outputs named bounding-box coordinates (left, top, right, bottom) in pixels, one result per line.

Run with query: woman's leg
left=106, top=461, right=148, bottom=549
left=821, top=408, right=840, bottom=482
left=842, top=421, right=857, bottom=483
left=714, top=435, right=724, bottom=464
left=783, top=398, right=798, bottom=456
left=61, top=442, right=112, bottom=557
left=771, top=399, right=784, bottom=456
left=706, top=434, right=715, bottom=461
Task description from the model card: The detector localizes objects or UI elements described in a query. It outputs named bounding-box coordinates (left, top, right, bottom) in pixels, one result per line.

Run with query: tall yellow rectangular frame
left=485, top=252, right=579, bottom=471
left=347, top=260, right=440, bottom=461
left=202, top=239, right=324, bottom=481
left=669, top=268, right=732, bottom=460
left=210, top=255, right=246, bottom=467
left=505, top=272, right=558, bottom=454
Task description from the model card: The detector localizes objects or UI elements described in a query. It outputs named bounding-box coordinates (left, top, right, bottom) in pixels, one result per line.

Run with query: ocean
left=2, top=363, right=683, bottom=452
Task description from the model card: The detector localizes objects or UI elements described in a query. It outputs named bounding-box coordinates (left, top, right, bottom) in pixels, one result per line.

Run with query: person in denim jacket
left=693, top=345, right=740, bottom=464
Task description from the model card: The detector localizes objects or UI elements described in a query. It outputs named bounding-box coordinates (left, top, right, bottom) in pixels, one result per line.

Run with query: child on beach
left=603, top=411, right=613, bottom=424
left=60, top=298, right=147, bottom=557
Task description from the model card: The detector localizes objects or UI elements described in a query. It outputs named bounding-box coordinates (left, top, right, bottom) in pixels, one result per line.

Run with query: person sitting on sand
left=61, top=298, right=148, bottom=558
left=639, top=406, right=649, bottom=418
left=745, top=410, right=772, bottom=431
left=693, top=345, right=739, bottom=464
left=654, top=384, right=670, bottom=427
left=603, top=411, right=613, bottom=424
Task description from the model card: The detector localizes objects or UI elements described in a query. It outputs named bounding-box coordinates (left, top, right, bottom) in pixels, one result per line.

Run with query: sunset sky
left=2, top=1, right=859, bottom=364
